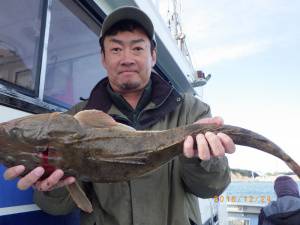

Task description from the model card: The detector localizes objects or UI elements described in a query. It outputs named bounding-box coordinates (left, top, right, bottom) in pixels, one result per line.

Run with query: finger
left=205, top=132, right=225, bottom=157
left=37, top=169, right=64, bottom=191
left=35, top=176, right=75, bottom=191
left=3, top=165, right=25, bottom=180
left=195, top=116, right=224, bottom=126
left=183, top=136, right=195, bottom=158
left=195, top=133, right=210, bottom=160
left=49, top=176, right=76, bottom=191
left=17, top=167, right=45, bottom=190
left=217, top=133, right=236, bottom=154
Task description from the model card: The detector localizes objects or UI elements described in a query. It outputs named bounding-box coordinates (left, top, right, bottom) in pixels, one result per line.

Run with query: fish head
left=1, top=112, right=86, bottom=146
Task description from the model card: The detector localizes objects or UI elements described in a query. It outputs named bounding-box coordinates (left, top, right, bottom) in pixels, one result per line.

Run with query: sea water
left=221, top=181, right=300, bottom=206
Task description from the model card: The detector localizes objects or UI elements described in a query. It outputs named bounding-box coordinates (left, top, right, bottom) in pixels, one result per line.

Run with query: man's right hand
left=3, top=165, right=75, bottom=191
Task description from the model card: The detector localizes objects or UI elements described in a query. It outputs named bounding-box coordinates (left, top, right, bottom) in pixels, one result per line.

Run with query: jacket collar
left=106, top=79, right=152, bottom=115
left=85, top=72, right=179, bottom=111
left=84, top=72, right=182, bottom=129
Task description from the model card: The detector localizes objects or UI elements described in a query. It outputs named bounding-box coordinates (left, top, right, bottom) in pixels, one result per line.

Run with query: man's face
left=101, top=29, right=156, bottom=94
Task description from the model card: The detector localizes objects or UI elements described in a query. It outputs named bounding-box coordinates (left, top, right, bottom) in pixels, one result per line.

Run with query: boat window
left=0, top=0, right=43, bottom=92
left=0, top=0, right=184, bottom=113
left=43, top=0, right=105, bottom=108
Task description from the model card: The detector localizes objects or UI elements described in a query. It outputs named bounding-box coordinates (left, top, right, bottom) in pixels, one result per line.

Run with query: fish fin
left=66, top=182, right=93, bottom=213
left=74, top=109, right=136, bottom=131
left=114, top=123, right=136, bottom=131
left=74, top=110, right=118, bottom=128
left=88, top=155, right=147, bottom=165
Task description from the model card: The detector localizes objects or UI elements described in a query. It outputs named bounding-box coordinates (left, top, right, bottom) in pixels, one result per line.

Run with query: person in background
left=258, top=176, right=300, bottom=225
left=3, top=6, right=236, bottom=225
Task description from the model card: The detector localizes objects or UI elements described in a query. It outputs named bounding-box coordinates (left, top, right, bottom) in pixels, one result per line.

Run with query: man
left=258, top=176, right=300, bottom=225
left=3, top=6, right=235, bottom=225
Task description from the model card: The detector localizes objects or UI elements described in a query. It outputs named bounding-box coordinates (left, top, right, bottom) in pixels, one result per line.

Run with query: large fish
left=1, top=110, right=299, bottom=212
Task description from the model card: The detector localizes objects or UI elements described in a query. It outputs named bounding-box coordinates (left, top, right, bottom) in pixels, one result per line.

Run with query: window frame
left=0, top=0, right=48, bottom=97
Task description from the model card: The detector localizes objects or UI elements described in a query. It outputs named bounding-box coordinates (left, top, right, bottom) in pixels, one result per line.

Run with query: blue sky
left=159, top=1, right=300, bottom=173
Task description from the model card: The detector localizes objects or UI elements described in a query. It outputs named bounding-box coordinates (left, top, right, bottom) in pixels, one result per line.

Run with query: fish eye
left=10, top=127, right=20, bottom=136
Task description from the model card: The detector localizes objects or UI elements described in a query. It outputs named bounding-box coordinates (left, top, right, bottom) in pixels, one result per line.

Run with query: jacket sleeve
left=64, top=100, right=88, bottom=115
left=34, top=187, right=76, bottom=215
left=179, top=94, right=231, bottom=198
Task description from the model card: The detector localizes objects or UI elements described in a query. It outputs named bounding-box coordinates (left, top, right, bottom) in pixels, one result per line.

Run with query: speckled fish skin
left=0, top=112, right=299, bottom=182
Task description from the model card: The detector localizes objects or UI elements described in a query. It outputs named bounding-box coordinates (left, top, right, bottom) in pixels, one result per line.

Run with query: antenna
left=167, top=0, right=192, bottom=63
left=167, top=0, right=211, bottom=87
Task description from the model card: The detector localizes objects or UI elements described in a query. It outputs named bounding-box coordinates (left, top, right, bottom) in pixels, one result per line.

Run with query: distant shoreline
left=230, top=169, right=299, bottom=182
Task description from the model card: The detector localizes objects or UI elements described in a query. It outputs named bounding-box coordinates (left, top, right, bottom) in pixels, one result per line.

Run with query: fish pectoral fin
left=88, top=155, right=147, bottom=165
left=66, top=182, right=93, bottom=213
left=114, top=123, right=136, bottom=131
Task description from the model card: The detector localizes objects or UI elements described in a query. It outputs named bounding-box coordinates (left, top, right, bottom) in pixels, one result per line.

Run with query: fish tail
left=221, top=125, right=300, bottom=178
left=184, top=124, right=300, bottom=178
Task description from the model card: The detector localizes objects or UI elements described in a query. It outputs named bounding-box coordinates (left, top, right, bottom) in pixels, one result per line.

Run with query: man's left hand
left=183, top=117, right=235, bottom=160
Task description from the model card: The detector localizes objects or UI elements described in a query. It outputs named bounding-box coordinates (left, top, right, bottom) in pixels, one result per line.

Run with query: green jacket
left=34, top=73, right=230, bottom=225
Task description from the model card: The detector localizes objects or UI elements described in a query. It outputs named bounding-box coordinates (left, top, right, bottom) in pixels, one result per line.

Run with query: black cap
left=99, top=6, right=156, bottom=46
